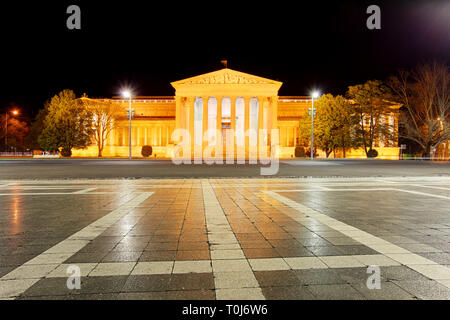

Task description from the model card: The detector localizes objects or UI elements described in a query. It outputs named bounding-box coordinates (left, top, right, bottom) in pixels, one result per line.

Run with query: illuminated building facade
left=73, top=68, right=400, bottom=159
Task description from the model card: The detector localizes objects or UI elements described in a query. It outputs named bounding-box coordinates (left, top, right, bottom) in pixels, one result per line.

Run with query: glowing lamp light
left=12, top=110, right=19, bottom=115
left=122, top=90, right=131, bottom=98
left=312, top=91, right=320, bottom=99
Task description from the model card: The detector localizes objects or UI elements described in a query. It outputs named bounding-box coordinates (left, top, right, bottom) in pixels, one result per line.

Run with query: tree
left=388, top=62, right=449, bottom=158
left=25, top=106, right=48, bottom=150
left=297, top=94, right=356, bottom=158
left=347, top=80, right=394, bottom=157
left=39, top=90, right=93, bottom=156
left=82, top=98, right=122, bottom=157
left=0, top=115, right=30, bottom=151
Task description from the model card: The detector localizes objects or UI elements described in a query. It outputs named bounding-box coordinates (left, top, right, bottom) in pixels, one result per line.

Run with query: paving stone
left=214, top=271, right=259, bottom=289
left=75, top=276, right=128, bottom=294
left=307, top=284, right=366, bottom=300
left=166, top=289, right=215, bottom=300
left=2, top=177, right=450, bottom=300
left=215, top=288, right=264, bottom=300
left=254, top=270, right=301, bottom=287
left=261, top=286, right=316, bottom=300
left=121, top=275, right=171, bottom=292
left=294, top=269, right=347, bottom=285
left=168, top=273, right=214, bottom=291
left=351, top=282, right=417, bottom=300
left=249, top=258, right=290, bottom=271
left=392, top=280, right=450, bottom=300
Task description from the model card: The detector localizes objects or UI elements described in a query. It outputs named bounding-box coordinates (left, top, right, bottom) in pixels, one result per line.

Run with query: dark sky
left=1, top=0, right=449, bottom=118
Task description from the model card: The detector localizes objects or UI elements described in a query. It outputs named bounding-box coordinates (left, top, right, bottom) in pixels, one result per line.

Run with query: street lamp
left=5, top=109, right=19, bottom=151
left=310, top=91, right=320, bottom=159
left=122, top=90, right=133, bottom=159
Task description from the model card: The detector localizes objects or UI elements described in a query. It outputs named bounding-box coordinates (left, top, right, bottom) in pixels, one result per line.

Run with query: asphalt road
left=0, top=159, right=449, bottom=179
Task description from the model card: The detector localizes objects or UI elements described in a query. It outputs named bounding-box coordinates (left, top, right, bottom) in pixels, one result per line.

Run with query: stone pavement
left=1, top=177, right=450, bottom=300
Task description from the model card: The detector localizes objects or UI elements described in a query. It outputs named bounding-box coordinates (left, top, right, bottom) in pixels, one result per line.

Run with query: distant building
left=74, top=68, right=401, bottom=159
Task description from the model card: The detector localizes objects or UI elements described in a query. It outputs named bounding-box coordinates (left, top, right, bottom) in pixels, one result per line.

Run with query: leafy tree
left=39, top=90, right=93, bottom=156
left=298, top=94, right=356, bottom=158
left=347, top=80, right=394, bottom=157
left=25, top=106, right=48, bottom=150
left=388, top=62, right=449, bottom=158
left=82, top=98, right=122, bottom=157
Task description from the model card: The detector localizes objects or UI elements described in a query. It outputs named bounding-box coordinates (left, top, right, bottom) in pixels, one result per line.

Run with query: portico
left=171, top=68, right=282, bottom=160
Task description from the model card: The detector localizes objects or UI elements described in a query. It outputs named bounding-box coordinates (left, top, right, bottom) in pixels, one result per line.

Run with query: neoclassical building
left=73, top=68, right=400, bottom=159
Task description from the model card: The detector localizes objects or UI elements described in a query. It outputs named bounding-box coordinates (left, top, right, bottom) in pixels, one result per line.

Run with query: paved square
left=1, top=177, right=450, bottom=299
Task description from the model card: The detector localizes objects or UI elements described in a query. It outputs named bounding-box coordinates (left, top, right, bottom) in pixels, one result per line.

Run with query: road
left=0, top=159, right=449, bottom=179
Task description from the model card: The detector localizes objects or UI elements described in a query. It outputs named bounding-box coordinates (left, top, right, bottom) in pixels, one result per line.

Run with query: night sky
left=1, top=0, right=449, bottom=119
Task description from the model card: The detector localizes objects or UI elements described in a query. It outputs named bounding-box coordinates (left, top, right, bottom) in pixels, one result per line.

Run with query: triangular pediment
left=171, top=68, right=282, bottom=88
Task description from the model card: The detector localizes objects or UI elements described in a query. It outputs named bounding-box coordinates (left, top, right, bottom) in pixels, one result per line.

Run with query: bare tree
left=82, top=98, right=122, bottom=157
left=389, top=62, right=449, bottom=158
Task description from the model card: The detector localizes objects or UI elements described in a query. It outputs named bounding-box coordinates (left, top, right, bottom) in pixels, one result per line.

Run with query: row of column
left=175, top=95, right=278, bottom=157
left=113, top=125, right=174, bottom=147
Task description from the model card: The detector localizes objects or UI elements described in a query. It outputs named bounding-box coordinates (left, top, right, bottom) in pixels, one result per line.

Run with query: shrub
left=295, top=146, right=306, bottom=157
left=141, top=145, right=153, bottom=157
left=305, top=147, right=319, bottom=158
left=60, top=147, right=72, bottom=157
left=367, top=149, right=378, bottom=158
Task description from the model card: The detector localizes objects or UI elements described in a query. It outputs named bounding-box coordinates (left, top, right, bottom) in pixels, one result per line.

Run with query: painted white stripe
left=410, top=184, right=450, bottom=191
left=202, top=179, right=264, bottom=300
left=263, top=187, right=450, bottom=201
left=0, top=192, right=134, bottom=196
left=262, top=190, right=450, bottom=289
left=73, top=187, right=98, bottom=194
left=37, top=254, right=400, bottom=278
left=391, top=188, right=450, bottom=200
left=0, top=192, right=153, bottom=299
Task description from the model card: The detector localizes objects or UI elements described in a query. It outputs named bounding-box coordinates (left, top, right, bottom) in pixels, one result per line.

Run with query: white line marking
left=73, top=187, right=98, bottom=194
left=0, top=192, right=153, bottom=299
left=262, top=187, right=450, bottom=201
left=202, top=179, right=264, bottom=300
left=410, top=184, right=450, bottom=191
left=391, top=188, right=450, bottom=200
left=0, top=192, right=133, bottom=196
left=262, top=190, right=450, bottom=289
left=39, top=254, right=401, bottom=279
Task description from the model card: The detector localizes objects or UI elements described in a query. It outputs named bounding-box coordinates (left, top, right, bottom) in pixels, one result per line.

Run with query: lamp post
left=5, top=109, right=19, bottom=151
left=310, top=91, right=319, bottom=159
left=122, top=91, right=132, bottom=159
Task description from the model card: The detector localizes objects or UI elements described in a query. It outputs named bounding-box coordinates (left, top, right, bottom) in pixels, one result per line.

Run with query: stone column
left=230, top=97, right=236, bottom=159
left=159, top=126, right=162, bottom=146
left=166, top=125, right=169, bottom=146
left=271, top=96, right=278, bottom=134
left=202, top=96, right=209, bottom=155
left=244, top=97, right=250, bottom=158
left=175, top=96, right=182, bottom=143
left=188, top=97, right=195, bottom=159
left=268, top=96, right=278, bottom=149
left=258, top=97, right=265, bottom=160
